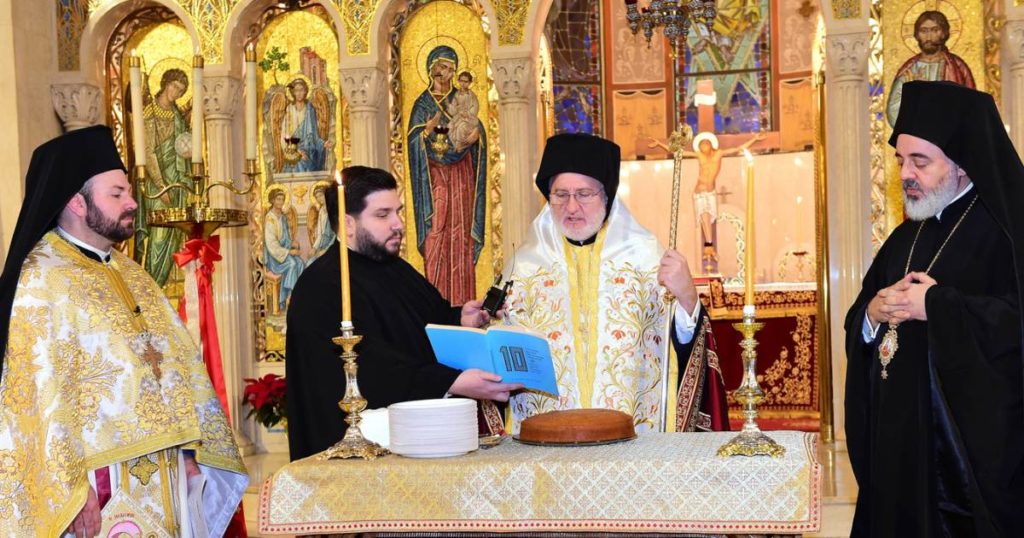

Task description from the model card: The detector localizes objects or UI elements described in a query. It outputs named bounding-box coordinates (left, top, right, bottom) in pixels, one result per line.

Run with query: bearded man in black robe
left=285, top=166, right=519, bottom=461
left=845, top=81, right=1024, bottom=537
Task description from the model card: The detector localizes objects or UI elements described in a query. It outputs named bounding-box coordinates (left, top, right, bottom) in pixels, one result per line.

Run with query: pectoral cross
left=142, top=341, right=164, bottom=380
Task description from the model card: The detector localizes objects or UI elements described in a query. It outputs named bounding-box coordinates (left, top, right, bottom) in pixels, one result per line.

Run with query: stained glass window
left=676, top=0, right=772, bottom=134
left=553, top=85, right=601, bottom=134
left=547, top=0, right=603, bottom=134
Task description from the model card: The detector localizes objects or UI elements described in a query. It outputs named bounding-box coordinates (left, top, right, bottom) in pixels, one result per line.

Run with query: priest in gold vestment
left=505, top=134, right=729, bottom=434
left=0, top=126, right=247, bottom=537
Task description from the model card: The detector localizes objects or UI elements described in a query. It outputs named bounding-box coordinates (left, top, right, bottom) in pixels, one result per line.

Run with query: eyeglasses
left=550, top=189, right=603, bottom=206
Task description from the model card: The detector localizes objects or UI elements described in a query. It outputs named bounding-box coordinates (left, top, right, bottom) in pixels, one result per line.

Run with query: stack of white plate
left=388, top=398, right=479, bottom=458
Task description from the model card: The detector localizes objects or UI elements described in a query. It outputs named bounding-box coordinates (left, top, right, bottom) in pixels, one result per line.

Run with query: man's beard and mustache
left=554, top=207, right=607, bottom=242
left=84, top=195, right=135, bottom=242
left=903, top=165, right=962, bottom=221
left=917, top=37, right=945, bottom=54
left=354, top=225, right=402, bottom=262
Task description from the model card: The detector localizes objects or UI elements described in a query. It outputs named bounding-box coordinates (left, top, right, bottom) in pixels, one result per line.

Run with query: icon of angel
left=131, top=59, right=195, bottom=287
left=306, top=180, right=337, bottom=264
left=264, top=184, right=305, bottom=312
left=264, top=76, right=336, bottom=175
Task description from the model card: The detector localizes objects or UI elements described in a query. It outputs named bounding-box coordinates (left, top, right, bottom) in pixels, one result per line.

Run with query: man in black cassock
left=285, top=166, right=520, bottom=461
left=845, top=81, right=1024, bottom=537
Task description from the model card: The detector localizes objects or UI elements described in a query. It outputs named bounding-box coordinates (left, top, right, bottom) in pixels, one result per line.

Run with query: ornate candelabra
left=320, top=322, right=389, bottom=460
left=140, top=160, right=257, bottom=237
left=717, top=305, right=785, bottom=458
left=624, top=0, right=717, bottom=56
left=131, top=52, right=257, bottom=238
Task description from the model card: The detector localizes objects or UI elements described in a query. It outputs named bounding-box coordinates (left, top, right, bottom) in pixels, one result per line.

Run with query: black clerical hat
left=889, top=81, right=1003, bottom=168
left=535, top=133, right=621, bottom=214
left=889, top=82, right=1023, bottom=250
left=0, top=125, right=126, bottom=374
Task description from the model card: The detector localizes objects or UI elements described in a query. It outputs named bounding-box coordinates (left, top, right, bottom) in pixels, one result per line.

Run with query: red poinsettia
left=243, top=374, right=287, bottom=429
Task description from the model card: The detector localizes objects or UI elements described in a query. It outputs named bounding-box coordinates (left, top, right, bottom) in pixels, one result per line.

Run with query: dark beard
left=354, top=226, right=400, bottom=262
left=917, top=39, right=944, bottom=54
left=84, top=196, right=135, bottom=242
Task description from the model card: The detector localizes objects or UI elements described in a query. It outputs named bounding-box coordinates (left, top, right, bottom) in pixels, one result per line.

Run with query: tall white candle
left=128, top=50, right=147, bottom=168
left=191, top=51, right=204, bottom=164
left=245, top=45, right=258, bottom=160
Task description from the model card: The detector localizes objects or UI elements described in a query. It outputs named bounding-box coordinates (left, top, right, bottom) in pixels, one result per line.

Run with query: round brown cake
left=518, top=409, right=636, bottom=445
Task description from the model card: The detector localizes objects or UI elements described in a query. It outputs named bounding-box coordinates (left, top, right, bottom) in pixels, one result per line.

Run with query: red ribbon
left=174, top=235, right=231, bottom=423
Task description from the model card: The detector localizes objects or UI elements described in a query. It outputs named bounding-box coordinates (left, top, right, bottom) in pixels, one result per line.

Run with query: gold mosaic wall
left=871, top=0, right=999, bottom=244
left=61, top=0, right=537, bottom=68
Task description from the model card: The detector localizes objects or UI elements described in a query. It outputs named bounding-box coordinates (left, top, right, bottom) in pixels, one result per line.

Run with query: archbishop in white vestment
left=505, top=133, right=729, bottom=434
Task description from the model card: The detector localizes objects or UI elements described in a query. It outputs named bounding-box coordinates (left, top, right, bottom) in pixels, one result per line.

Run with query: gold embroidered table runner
left=259, top=431, right=821, bottom=535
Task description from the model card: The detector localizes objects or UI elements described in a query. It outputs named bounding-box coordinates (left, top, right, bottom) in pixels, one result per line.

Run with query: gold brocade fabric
left=506, top=201, right=673, bottom=434
left=0, top=232, right=246, bottom=537
left=259, top=432, right=821, bottom=535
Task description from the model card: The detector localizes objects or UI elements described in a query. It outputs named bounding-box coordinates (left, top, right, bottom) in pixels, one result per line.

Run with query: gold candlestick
left=320, top=170, right=387, bottom=460
left=717, top=307, right=785, bottom=458
left=320, top=322, right=389, bottom=460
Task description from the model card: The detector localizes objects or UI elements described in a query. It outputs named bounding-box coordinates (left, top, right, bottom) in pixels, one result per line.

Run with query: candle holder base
left=716, top=429, right=786, bottom=458
left=318, top=327, right=390, bottom=460
left=717, top=311, right=785, bottom=458
left=320, top=434, right=389, bottom=460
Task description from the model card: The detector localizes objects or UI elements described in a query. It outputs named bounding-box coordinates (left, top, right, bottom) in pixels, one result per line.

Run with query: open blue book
left=425, top=324, right=558, bottom=395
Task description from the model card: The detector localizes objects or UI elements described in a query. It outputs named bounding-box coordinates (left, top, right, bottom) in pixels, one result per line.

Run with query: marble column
left=493, top=55, right=542, bottom=264
left=824, top=30, right=872, bottom=444
left=51, top=83, right=102, bottom=131
left=202, top=74, right=256, bottom=455
left=1006, top=18, right=1024, bottom=155
left=340, top=66, right=389, bottom=168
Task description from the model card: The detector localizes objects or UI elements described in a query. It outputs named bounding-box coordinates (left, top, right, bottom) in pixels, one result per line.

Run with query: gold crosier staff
left=650, top=128, right=692, bottom=432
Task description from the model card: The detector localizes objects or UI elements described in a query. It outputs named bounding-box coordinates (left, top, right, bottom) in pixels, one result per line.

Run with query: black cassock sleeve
left=843, top=237, right=896, bottom=487
left=349, top=281, right=462, bottom=405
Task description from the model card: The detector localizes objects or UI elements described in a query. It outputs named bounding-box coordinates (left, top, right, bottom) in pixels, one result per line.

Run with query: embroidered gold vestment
left=0, top=232, right=246, bottom=536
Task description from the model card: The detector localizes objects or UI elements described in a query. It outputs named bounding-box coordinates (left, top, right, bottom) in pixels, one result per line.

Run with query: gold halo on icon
left=415, top=39, right=470, bottom=87
left=901, top=1, right=963, bottom=54
left=148, top=57, right=194, bottom=109
left=266, top=183, right=289, bottom=205
left=283, top=73, right=313, bottom=93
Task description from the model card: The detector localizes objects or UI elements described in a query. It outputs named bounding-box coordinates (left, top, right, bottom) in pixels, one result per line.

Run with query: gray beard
left=903, top=172, right=961, bottom=221
left=553, top=208, right=607, bottom=243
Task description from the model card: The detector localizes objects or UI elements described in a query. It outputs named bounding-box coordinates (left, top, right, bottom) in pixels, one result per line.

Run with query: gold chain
left=877, top=194, right=978, bottom=380
left=903, top=195, right=978, bottom=276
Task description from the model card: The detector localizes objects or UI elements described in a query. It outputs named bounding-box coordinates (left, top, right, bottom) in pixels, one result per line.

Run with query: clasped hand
left=867, top=272, right=936, bottom=327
